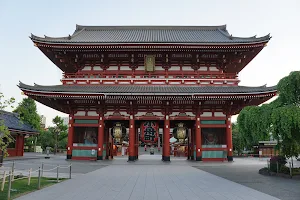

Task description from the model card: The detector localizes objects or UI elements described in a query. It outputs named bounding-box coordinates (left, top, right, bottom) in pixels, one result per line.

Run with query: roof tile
left=31, top=25, right=270, bottom=44
left=19, top=82, right=277, bottom=95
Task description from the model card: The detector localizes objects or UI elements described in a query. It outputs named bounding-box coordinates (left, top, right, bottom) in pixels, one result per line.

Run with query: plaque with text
left=144, top=55, right=155, bottom=72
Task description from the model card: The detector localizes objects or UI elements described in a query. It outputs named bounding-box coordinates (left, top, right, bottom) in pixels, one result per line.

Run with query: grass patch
left=0, top=177, right=66, bottom=200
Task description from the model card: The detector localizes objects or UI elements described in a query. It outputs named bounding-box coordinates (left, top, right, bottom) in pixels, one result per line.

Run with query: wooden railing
left=62, top=73, right=237, bottom=80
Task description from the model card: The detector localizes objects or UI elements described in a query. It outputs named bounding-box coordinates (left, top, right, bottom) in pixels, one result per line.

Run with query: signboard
left=144, top=55, right=155, bottom=72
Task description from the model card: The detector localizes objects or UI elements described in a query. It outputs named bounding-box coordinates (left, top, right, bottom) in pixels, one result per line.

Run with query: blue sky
left=0, top=0, right=299, bottom=126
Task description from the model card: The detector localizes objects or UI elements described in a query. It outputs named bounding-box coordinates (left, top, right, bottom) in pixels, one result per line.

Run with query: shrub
left=269, top=155, right=287, bottom=172
left=279, top=166, right=290, bottom=174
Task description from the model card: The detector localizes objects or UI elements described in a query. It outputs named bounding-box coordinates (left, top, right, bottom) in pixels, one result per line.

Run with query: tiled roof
left=0, top=111, right=38, bottom=133
left=18, top=82, right=277, bottom=95
left=30, top=25, right=271, bottom=45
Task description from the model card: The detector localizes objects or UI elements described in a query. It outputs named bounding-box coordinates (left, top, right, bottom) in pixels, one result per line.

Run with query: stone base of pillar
left=136, top=155, right=138, bottom=160
left=195, top=156, right=202, bottom=161
left=97, top=156, right=103, bottom=160
left=162, top=156, right=170, bottom=161
left=128, top=156, right=135, bottom=161
left=66, top=154, right=72, bottom=159
left=227, top=156, right=233, bottom=162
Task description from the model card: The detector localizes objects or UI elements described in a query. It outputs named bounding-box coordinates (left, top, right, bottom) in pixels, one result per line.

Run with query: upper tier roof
left=18, top=82, right=277, bottom=95
left=31, top=25, right=271, bottom=45
left=0, top=111, right=38, bottom=133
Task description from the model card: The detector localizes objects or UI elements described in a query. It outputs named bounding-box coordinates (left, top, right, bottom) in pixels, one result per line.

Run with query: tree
left=238, top=71, right=300, bottom=160
left=232, top=123, right=243, bottom=155
left=0, top=92, right=15, bottom=157
left=14, top=98, right=41, bottom=130
left=277, top=71, right=300, bottom=106
left=271, top=105, right=300, bottom=159
left=52, top=116, right=68, bottom=154
left=13, top=98, right=41, bottom=151
left=271, top=71, right=300, bottom=160
left=38, top=129, right=55, bottom=150
left=237, top=106, right=272, bottom=149
left=37, top=116, right=68, bottom=153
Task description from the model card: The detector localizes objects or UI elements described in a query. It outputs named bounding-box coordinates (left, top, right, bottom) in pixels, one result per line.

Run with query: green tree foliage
left=272, top=71, right=300, bottom=158
left=13, top=98, right=41, bottom=151
left=0, top=92, right=15, bottom=157
left=14, top=98, right=41, bottom=130
left=38, top=116, right=68, bottom=151
left=271, top=105, right=300, bottom=158
left=38, top=129, right=55, bottom=150
left=237, top=71, right=300, bottom=158
left=237, top=106, right=272, bottom=149
left=277, top=71, right=300, bottom=106
left=52, top=116, right=68, bottom=150
left=232, top=123, right=243, bottom=155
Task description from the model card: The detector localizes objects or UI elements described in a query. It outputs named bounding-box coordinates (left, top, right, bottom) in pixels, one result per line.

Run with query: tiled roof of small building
left=30, top=25, right=271, bottom=44
left=18, top=82, right=277, bottom=95
left=0, top=111, right=38, bottom=133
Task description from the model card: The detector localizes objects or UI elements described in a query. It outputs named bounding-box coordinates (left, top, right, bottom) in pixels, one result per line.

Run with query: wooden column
left=66, top=115, right=74, bottom=159
left=135, top=126, right=139, bottom=160
left=191, top=128, right=195, bottom=160
left=226, top=115, right=233, bottom=161
left=105, top=127, right=109, bottom=159
left=163, top=115, right=170, bottom=161
left=97, top=116, right=104, bottom=160
left=187, top=129, right=190, bottom=160
left=195, top=116, right=202, bottom=161
left=128, top=115, right=135, bottom=161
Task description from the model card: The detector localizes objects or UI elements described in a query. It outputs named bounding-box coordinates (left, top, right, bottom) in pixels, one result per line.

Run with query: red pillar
left=128, top=115, right=135, bottom=161
left=163, top=115, right=170, bottom=161
left=135, top=126, right=139, bottom=160
left=67, top=115, right=74, bottom=159
left=97, top=116, right=104, bottom=160
left=226, top=115, right=233, bottom=161
left=191, top=128, right=195, bottom=160
left=195, top=116, right=202, bottom=161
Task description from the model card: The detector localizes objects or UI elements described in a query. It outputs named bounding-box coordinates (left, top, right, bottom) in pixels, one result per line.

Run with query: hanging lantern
left=111, top=122, right=126, bottom=144
left=173, top=122, right=187, bottom=143
left=140, top=121, right=159, bottom=143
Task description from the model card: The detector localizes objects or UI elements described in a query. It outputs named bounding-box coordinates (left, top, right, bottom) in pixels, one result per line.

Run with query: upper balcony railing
left=61, top=72, right=239, bottom=86
left=62, top=73, right=238, bottom=80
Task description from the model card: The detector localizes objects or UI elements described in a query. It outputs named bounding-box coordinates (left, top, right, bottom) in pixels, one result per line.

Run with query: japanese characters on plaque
left=141, top=121, right=158, bottom=143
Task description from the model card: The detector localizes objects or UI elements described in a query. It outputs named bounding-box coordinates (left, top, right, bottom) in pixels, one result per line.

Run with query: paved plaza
left=2, top=151, right=299, bottom=200
left=14, top=155, right=281, bottom=200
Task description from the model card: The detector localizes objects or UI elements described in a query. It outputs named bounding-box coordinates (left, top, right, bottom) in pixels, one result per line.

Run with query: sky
left=0, top=0, right=299, bottom=127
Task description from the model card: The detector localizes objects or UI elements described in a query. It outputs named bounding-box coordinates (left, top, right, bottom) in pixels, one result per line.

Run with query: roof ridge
left=75, top=24, right=227, bottom=31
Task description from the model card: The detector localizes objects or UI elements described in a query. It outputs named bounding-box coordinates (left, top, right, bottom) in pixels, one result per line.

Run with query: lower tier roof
left=19, top=82, right=277, bottom=95
left=0, top=111, right=38, bottom=134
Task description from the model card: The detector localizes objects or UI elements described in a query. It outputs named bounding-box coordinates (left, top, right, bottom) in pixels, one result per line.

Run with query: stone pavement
left=16, top=158, right=279, bottom=200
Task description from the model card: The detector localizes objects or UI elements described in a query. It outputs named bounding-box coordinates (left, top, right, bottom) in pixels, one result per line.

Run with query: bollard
left=7, top=172, right=12, bottom=200
left=267, top=160, right=270, bottom=171
left=69, top=164, right=72, bottom=179
left=28, top=168, right=32, bottom=185
left=276, top=161, right=279, bottom=173
left=41, top=162, right=44, bottom=177
left=11, top=161, right=15, bottom=181
left=57, top=165, right=59, bottom=183
left=38, top=167, right=41, bottom=190
left=1, top=171, right=6, bottom=191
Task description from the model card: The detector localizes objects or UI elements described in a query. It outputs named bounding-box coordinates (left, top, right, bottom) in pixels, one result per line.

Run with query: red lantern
left=140, top=121, right=159, bottom=143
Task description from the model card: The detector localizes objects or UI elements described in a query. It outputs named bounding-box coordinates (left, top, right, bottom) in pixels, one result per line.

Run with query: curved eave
left=18, top=82, right=277, bottom=97
left=30, top=35, right=271, bottom=46
left=9, top=128, right=39, bottom=135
